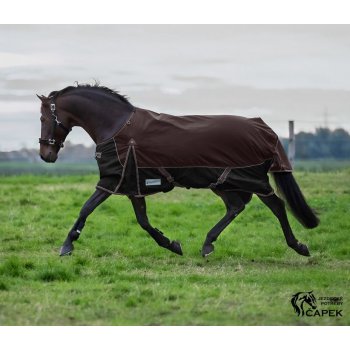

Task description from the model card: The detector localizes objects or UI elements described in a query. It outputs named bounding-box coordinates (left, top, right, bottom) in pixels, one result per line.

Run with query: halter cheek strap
left=39, top=99, right=72, bottom=148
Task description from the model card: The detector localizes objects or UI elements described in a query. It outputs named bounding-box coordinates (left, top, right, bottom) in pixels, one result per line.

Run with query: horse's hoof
left=59, top=242, right=74, bottom=256
left=201, top=243, right=214, bottom=257
left=168, top=241, right=183, bottom=256
left=293, top=242, right=310, bottom=257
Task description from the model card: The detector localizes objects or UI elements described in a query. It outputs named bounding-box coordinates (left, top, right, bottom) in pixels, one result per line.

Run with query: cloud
left=0, top=52, right=61, bottom=69
left=0, top=101, right=38, bottom=114
left=1, top=25, right=350, bottom=150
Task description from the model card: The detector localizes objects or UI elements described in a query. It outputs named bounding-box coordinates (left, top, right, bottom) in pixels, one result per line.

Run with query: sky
left=0, top=24, right=349, bottom=151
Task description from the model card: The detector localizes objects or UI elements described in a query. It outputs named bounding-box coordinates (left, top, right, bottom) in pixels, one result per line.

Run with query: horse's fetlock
left=158, top=237, right=171, bottom=248
left=69, top=230, right=81, bottom=241
left=286, top=237, right=298, bottom=246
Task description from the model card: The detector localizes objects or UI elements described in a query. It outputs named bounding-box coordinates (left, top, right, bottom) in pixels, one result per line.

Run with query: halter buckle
left=50, top=103, right=56, bottom=112
left=48, top=139, right=56, bottom=145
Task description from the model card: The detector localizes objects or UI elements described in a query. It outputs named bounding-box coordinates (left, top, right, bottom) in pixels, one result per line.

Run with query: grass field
left=0, top=170, right=349, bottom=325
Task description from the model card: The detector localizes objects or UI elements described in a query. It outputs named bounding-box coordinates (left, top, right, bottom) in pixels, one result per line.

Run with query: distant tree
left=295, top=131, right=314, bottom=159
left=283, top=127, right=350, bottom=159
left=314, top=128, right=332, bottom=158
left=330, top=128, right=350, bottom=158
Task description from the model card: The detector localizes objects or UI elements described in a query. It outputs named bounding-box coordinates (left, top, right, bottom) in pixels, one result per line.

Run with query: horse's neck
left=68, top=95, right=134, bottom=144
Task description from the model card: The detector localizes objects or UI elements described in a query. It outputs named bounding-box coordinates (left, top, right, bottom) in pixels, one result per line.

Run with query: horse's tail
left=272, top=172, right=319, bottom=229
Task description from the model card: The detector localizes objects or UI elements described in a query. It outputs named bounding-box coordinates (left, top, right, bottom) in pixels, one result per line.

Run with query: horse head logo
left=291, top=291, right=317, bottom=316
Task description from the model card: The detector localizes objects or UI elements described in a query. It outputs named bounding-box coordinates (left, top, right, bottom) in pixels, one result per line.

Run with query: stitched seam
left=113, top=137, right=123, bottom=167
left=132, top=145, right=141, bottom=196
left=95, top=108, right=136, bottom=146
left=96, top=185, right=115, bottom=194
left=256, top=190, right=275, bottom=197
left=136, top=160, right=273, bottom=170
left=113, top=108, right=136, bottom=137
left=113, top=145, right=131, bottom=193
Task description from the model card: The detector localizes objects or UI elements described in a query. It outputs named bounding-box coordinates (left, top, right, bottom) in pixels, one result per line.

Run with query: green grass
left=0, top=161, right=97, bottom=175
left=294, top=159, right=350, bottom=172
left=1, top=158, right=350, bottom=175
left=0, top=170, right=349, bottom=325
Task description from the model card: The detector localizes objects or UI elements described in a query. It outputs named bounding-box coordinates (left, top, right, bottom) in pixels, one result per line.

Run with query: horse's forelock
left=48, top=90, right=58, bottom=98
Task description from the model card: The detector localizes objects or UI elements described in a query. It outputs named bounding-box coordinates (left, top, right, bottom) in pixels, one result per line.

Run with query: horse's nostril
left=40, top=154, right=45, bottom=161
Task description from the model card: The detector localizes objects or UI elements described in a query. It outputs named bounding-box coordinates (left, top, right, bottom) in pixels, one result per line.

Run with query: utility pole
left=288, top=120, right=295, bottom=167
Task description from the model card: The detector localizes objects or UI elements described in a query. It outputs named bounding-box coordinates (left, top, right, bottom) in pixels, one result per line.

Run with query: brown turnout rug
left=95, top=107, right=292, bottom=197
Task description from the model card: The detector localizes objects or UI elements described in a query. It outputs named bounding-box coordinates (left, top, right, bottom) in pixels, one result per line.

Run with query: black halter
left=39, top=98, right=71, bottom=148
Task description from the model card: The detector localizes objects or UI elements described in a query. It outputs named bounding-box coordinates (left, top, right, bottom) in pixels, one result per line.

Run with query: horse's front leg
left=60, top=189, right=110, bottom=256
left=129, top=196, right=183, bottom=256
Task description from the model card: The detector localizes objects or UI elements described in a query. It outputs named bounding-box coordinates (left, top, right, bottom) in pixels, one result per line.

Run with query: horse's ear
left=36, top=94, right=47, bottom=102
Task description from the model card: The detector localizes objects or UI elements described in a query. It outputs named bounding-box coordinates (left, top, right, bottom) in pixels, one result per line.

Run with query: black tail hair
left=273, top=172, right=319, bottom=229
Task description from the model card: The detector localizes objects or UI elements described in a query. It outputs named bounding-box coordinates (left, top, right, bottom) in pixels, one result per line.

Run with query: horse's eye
left=40, top=116, right=45, bottom=122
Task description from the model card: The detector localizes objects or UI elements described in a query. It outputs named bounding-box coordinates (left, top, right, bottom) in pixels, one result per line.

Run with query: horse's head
left=301, top=291, right=317, bottom=310
left=37, top=94, right=72, bottom=163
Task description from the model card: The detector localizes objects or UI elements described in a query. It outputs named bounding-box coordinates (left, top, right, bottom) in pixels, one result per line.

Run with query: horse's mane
left=291, top=293, right=301, bottom=315
left=48, top=82, right=132, bottom=105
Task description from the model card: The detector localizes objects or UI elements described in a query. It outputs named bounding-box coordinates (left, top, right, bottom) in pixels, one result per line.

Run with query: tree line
left=281, top=127, right=350, bottom=159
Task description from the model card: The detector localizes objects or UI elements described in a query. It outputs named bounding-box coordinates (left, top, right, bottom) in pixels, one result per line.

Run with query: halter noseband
left=39, top=98, right=71, bottom=148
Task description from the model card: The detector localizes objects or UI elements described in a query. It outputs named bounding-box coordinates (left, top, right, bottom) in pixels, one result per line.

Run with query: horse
left=291, top=291, right=317, bottom=316
left=37, top=83, right=319, bottom=258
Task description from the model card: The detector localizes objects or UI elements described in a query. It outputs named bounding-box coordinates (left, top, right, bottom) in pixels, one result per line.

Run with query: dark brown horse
left=37, top=83, right=319, bottom=258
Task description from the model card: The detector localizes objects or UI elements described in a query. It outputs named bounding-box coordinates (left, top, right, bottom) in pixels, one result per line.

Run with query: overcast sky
left=0, top=24, right=349, bottom=151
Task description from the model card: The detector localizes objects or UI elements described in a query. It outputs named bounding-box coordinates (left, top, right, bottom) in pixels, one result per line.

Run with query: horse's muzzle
left=40, top=151, right=57, bottom=163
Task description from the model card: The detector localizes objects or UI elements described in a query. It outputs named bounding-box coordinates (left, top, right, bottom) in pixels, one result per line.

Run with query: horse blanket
left=95, top=107, right=292, bottom=197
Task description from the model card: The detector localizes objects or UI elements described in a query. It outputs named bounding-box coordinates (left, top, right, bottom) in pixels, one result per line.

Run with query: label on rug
left=145, top=179, right=161, bottom=186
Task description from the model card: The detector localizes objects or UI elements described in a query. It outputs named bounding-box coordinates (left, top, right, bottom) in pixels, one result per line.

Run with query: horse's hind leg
left=258, top=194, right=310, bottom=256
left=129, top=196, right=183, bottom=256
left=60, top=189, right=110, bottom=256
left=201, top=190, right=251, bottom=257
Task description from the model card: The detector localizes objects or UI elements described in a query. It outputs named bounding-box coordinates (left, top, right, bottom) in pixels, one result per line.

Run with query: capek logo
left=291, top=291, right=317, bottom=316
left=291, top=291, right=343, bottom=317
